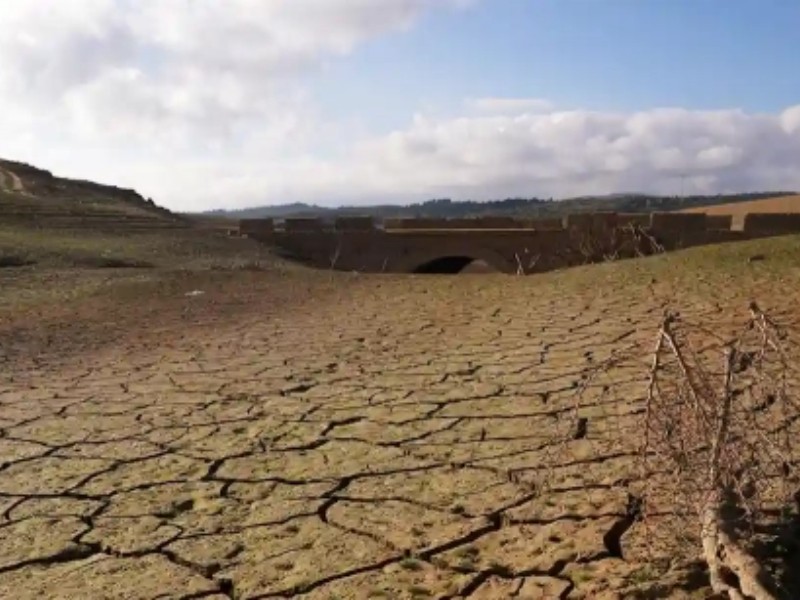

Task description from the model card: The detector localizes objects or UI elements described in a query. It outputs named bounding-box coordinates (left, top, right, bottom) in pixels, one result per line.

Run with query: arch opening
left=412, top=256, right=498, bottom=274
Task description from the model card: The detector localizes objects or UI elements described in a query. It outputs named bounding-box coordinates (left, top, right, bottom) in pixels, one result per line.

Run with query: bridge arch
left=396, top=246, right=515, bottom=274
left=414, top=256, right=488, bottom=274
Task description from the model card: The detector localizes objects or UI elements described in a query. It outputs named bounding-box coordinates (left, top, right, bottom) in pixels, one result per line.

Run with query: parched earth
left=2, top=242, right=800, bottom=600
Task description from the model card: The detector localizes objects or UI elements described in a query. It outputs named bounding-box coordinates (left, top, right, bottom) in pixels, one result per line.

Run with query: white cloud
left=0, top=1, right=798, bottom=211
left=0, top=0, right=467, bottom=147
left=339, top=105, right=800, bottom=201
left=0, top=0, right=472, bottom=206
left=105, top=103, right=799, bottom=210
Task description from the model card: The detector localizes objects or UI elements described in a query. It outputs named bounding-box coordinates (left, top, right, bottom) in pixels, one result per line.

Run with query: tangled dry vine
left=574, top=223, right=666, bottom=265
left=557, top=302, right=800, bottom=599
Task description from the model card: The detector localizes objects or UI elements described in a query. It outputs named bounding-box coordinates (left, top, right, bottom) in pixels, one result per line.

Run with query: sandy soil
left=682, top=194, right=800, bottom=228
left=2, top=236, right=800, bottom=600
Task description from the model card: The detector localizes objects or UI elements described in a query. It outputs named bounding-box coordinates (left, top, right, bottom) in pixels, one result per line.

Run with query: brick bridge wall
left=239, top=212, right=800, bottom=274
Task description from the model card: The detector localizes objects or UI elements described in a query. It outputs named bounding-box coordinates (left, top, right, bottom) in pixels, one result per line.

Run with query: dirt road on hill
left=0, top=166, right=24, bottom=193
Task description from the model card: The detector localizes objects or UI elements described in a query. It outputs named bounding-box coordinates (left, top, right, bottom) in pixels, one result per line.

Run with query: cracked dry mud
left=2, top=263, right=799, bottom=600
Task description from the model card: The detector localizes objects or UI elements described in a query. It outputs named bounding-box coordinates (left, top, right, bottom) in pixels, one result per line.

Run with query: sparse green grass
left=408, top=585, right=432, bottom=598
left=3, top=222, right=799, bottom=377
left=547, top=233, right=800, bottom=291
left=571, top=567, right=595, bottom=584
left=454, top=546, right=480, bottom=571
left=0, top=224, right=282, bottom=270
left=1, top=215, right=797, bottom=598
left=400, top=557, right=424, bottom=572
left=455, top=546, right=480, bottom=559
left=292, top=580, right=312, bottom=594
left=0, top=223, right=304, bottom=316
left=450, top=503, right=467, bottom=515
left=488, top=560, right=514, bottom=577
left=628, top=565, right=658, bottom=585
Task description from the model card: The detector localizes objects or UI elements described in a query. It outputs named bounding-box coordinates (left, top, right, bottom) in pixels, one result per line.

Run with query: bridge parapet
left=650, top=212, right=708, bottom=232
left=617, top=213, right=651, bottom=228
left=519, top=217, right=564, bottom=230
left=743, top=213, right=800, bottom=234
left=383, top=218, right=448, bottom=230
left=449, top=216, right=521, bottom=229
left=239, top=218, right=274, bottom=238
left=335, top=216, right=375, bottom=231
left=565, top=212, right=619, bottom=231
left=383, top=216, right=536, bottom=230
left=706, top=215, right=734, bottom=230
left=242, top=211, right=751, bottom=239
left=241, top=209, right=800, bottom=275
left=284, top=217, right=326, bottom=232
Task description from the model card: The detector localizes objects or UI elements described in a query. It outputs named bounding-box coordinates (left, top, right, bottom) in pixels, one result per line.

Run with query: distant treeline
left=203, top=192, right=796, bottom=221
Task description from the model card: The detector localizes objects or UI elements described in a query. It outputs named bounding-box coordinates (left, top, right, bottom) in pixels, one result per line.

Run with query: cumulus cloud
left=0, top=1, right=798, bottom=211
left=103, top=102, right=799, bottom=210
left=0, top=0, right=467, bottom=147
left=343, top=104, right=800, bottom=201
left=0, top=1, right=469, bottom=94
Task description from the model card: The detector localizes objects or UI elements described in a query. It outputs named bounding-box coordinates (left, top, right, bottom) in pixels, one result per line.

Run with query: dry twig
left=547, top=304, right=799, bottom=599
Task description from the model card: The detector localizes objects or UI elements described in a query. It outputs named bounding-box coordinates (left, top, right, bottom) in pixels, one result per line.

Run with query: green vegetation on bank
left=0, top=225, right=282, bottom=271
left=205, top=192, right=796, bottom=220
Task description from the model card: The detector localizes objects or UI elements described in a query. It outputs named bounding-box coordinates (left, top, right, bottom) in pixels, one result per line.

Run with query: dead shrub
left=545, top=303, right=800, bottom=599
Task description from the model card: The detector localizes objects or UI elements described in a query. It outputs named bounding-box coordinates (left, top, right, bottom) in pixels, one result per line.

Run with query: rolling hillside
left=0, top=159, right=280, bottom=271
left=0, top=159, right=187, bottom=231
left=681, top=194, right=800, bottom=228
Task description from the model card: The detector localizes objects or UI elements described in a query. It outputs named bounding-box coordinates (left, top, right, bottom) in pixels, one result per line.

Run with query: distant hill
left=205, top=192, right=797, bottom=221
left=0, top=158, right=187, bottom=231
left=5, top=157, right=793, bottom=228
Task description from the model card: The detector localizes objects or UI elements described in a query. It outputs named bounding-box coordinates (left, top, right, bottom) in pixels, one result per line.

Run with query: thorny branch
left=551, top=303, right=799, bottom=599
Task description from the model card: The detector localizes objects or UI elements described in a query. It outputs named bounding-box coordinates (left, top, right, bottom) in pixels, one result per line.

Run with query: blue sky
left=316, top=0, right=800, bottom=128
left=1, top=0, right=799, bottom=210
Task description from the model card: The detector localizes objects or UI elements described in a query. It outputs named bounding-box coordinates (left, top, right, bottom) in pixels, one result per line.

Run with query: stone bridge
left=239, top=212, right=800, bottom=275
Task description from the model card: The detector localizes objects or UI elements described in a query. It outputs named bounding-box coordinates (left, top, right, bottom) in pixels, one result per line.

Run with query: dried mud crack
left=2, top=264, right=800, bottom=599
